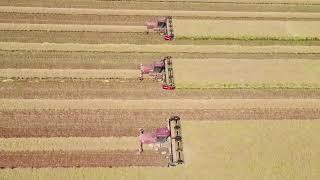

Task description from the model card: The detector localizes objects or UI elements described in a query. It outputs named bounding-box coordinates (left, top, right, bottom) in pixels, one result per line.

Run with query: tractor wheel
left=176, top=147, right=183, bottom=151
left=175, top=136, right=182, bottom=141
left=173, top=116, right=180, bottom=121
left=177, top=159, right=184, bottom=164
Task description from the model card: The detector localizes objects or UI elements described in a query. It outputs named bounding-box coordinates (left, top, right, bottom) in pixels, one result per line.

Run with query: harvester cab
left=145, top=16, right=174, bottom=41
left=139, top=56, right=175, bottom=90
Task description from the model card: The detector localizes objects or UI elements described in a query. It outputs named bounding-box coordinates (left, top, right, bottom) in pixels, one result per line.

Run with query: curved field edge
left=1, top=99, right=320, bottom=109
left=0, top=42, right=319, bottom=53
left=0, top=120, right=319, bottom=180
left=0, top=137, right=147, bottom=151
left=1, top=6, right=320, bottom=19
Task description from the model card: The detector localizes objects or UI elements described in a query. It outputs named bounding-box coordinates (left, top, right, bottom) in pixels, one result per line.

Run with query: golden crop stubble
left=174, top=19, right=320, bottom=39
left=1, top=99, right=320, bottom=110
left=174, top=58, right=320, bottom=88
left=0, top=42, right=319, bottom=54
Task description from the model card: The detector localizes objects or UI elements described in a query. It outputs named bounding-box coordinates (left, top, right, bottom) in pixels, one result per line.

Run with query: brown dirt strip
left=1, top=109, right=319, bottom=137
left=2, top=79, right=320, bottom=99
left=0, top=0, right=318, bottom=12
left=1, top=31, right=320, bottom=46
left=0, top=150, right=168, bottom=168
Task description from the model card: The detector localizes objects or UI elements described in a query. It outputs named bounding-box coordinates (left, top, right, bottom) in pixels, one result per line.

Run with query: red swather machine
left=145, top=16, right=174, bottom=41
left=144, top=116, right=184, bottom=166
left=139, top=56, right=175, bottom=90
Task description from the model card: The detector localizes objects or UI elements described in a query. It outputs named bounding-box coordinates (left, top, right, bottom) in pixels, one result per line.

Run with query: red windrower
left=162, top=84, right=175, bottom=90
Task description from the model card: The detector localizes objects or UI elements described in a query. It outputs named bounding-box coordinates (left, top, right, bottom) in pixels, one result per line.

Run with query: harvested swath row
left=2, top=31, right=320, bottom=46
left=1, top=7, right=320, bottom=20
left=0, top=13, right=151, bottom=25
left=0, top=137, right=145, bottom=151
left=0, top=23, right=146, bottom=33
left=1, top=51, right=320, bottom=70
left=2, top=13, right=318, bottom=29
left=0, top=151, right=167, bottom=168
left=1, top=42, right=319, bottom=54
left=0, top=0, right=319, bottom=12
left=174, top=19, right=320, bottom=40
left=2, top=79, right=320, bottom=99
left=175, top=58, right=320, bottom=89
left=1, top=109, right=320, bottom=137
left=1, top=99, right=320, bottom=110
left=0, top=69, right=140, bottom=79
left=0, top=31, right=164, bottom=45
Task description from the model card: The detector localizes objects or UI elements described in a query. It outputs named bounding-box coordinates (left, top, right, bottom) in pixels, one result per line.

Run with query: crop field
left=0, top=0, right=319, bottom=179
left=175, top=58, right=320, bottom=88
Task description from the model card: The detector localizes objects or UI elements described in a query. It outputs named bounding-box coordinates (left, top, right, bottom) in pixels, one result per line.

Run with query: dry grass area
left=174, top=19, right=320, bottom=39
left=0, top=23, right=146, bottom=32
left=0, top=42, right=319, bottom=53
left=0, top=69, right=140, bottom=79
left=0, top=137, right=144, bottom=151
left=1, top=120, right=319, bottom=180
left=1, top=6, right=319, bottom=19
left=1, top=99, right=320, bottom=110
left=174, top=58, right=320, bottom=88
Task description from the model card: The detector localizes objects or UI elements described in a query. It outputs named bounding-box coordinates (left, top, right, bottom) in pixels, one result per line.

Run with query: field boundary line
left=1, top=6, right=320, bottom=19
left=1, top=99, right=320, bottom=109
left=0, top=42, right=319, bottom=53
